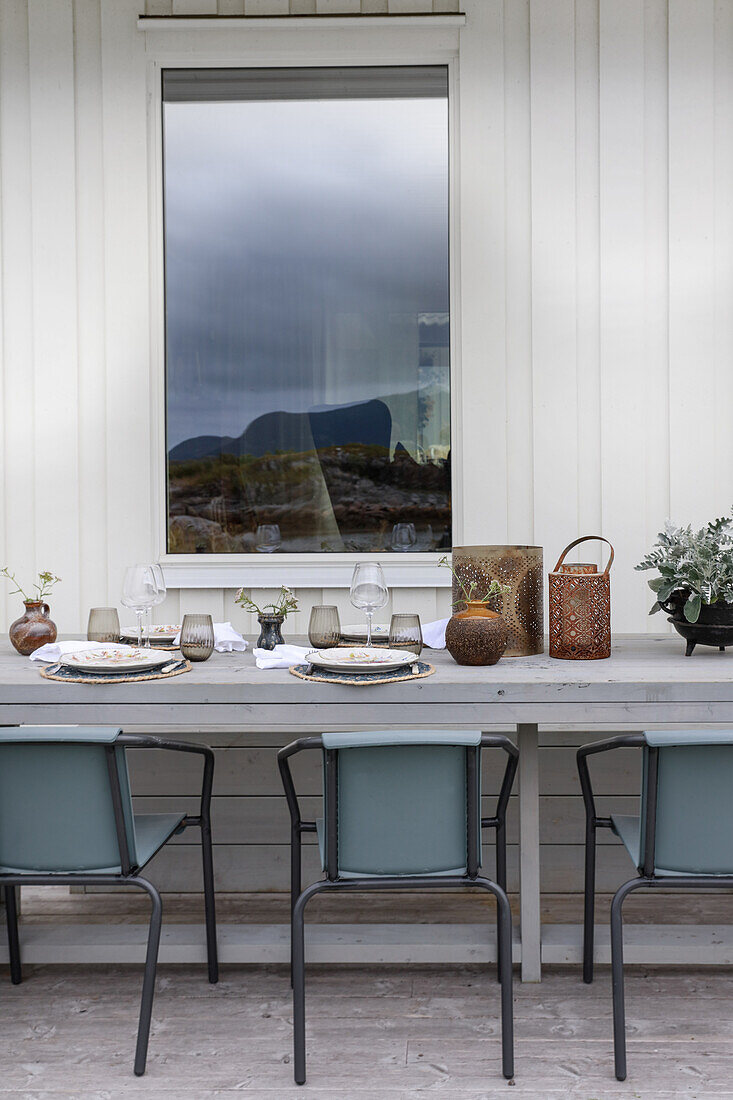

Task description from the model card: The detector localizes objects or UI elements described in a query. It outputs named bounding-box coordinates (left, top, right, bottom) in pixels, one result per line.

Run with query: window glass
left=163, top=67, right=451, bottom=554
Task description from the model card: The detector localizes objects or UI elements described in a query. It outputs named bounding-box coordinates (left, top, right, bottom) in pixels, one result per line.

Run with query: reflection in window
left=163, top=67, right=451, bottom=553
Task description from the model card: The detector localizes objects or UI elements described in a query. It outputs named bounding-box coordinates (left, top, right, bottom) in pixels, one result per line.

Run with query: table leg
left=517, top=722, right=541, bottom=981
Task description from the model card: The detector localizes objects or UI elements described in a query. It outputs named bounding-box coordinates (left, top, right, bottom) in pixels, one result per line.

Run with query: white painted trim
left=142, top=17, right=465, bottom=588
left=161, top=553, right=451, bottom=589
left=137, top=15, right=466, bottom=31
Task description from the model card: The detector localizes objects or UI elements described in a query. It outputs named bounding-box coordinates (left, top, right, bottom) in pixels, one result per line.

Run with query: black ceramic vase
left=257, top=613, right=285, bottom=651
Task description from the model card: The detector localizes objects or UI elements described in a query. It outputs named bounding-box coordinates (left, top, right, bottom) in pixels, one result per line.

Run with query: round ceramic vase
left=9, top=600, right=57, bottom=655
left=444, top=600, right=509, bottom=666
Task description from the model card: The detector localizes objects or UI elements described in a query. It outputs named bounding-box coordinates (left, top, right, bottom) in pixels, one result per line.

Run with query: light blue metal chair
left=0, top=726, right=218, bottom=1076
left=578, top=729, right=733, bottom=1080
left=278, top=729, right=519, bottom=1085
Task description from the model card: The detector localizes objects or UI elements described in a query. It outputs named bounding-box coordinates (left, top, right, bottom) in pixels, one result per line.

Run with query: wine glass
left=391, top=522, right=417, bottom=552
left=121, top=565, right=157, bottom=648
left=143, top=563, right=167, bottom=646
left=349, top=563, right=388, bottom=647
left=255, top=524, right=281, bottom=553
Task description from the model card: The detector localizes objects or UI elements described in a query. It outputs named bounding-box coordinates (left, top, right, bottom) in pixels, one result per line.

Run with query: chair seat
left=0, top=813, right=186, bottom=875
left=315, top=818, right=467, bottom=878
left=133, top=813, right=187, bottom=868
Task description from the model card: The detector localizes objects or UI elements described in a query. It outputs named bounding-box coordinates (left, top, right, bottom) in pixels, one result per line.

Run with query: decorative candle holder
left=451, top=546, right=544, bottom=657
left=548, top=536, right=614, bottom=660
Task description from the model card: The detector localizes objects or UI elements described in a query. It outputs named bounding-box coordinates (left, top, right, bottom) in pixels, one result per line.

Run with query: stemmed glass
left=121, top=565, right=157, bottom=649
left=146, top=564, right=167, bottom=645
left=349, top=563, right=388, bottom=647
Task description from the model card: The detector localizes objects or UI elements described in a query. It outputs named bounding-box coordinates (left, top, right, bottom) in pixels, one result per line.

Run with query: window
left=163, top=66, right=451, bottom=555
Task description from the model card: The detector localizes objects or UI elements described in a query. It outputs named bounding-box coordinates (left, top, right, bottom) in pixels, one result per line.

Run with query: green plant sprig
left=234, top=584, right=299, bottom=619
left=438, top=555, right=511, bottom=611
left=635, top=510, right=733, bottom=623
left=1, top=567, right=61, bottom=603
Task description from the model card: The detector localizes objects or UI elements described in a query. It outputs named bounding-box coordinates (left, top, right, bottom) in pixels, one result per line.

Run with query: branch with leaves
left=636, top=511, right=733, bottom=623
left=1, top=568, right=61, bottom=603
left=438, top=555, right=511, bottom=611
left=234, top=584, right=299, bottom=619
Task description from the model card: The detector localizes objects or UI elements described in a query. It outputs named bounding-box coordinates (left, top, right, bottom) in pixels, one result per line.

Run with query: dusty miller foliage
left=635, top=512, right=733, bottom=623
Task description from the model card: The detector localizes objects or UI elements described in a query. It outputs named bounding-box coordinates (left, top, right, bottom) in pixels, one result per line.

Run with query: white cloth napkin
left=29, top=640, right=133, bottom=663
left=254, top=644, right=311, bottom=669
left=172, top=622, right=248, bottom=653
left=422, top=618, right=449, bottom=649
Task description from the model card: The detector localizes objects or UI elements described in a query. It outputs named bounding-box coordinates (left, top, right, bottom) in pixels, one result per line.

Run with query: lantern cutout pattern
left=451, top=545, right=544, bottom=657
left=548, top=536, right=614, bottom=660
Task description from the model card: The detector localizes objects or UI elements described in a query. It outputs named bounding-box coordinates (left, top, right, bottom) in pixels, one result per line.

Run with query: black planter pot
left=662, top=594, right=733, bottom=656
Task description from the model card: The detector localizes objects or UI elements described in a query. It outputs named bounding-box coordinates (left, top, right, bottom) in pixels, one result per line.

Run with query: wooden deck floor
left=2, top=962, right=733, bottom=1097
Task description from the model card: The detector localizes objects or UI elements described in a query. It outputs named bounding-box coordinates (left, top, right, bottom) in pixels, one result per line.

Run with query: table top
left=2, top=634, right=733, bottom=730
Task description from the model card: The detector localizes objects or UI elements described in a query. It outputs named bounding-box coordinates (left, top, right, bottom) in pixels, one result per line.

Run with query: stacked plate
left=306, top=646, right=419, bottom=675
left=120, top=624, right=180, bottom=646
left=339, top=623, right=390, bottom=645
left=60, top=645, right=174, bottom=675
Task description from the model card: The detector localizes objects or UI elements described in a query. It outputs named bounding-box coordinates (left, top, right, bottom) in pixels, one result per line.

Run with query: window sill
left=160, top=553, right=451, bottom=590
left=137, top=14, right=466, bottom=33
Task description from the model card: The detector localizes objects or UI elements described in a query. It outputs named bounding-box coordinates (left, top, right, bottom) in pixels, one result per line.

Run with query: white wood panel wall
left=1, top=0, right=732, bottom=638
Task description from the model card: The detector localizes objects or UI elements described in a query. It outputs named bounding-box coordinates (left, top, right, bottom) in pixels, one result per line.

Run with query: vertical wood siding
left=0, top=0, right=731, bottom=635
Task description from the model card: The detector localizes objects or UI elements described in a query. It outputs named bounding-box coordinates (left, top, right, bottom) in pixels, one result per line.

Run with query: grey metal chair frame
left=278, top=732, right=519, bottom=1085
left=577, top=733, right=733, bottom=1081
left=1, top=732, right=218, bottom=1077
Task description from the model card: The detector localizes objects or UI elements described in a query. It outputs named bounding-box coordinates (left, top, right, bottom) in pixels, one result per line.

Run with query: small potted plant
left=636, top=512, right=733, bottom=655
left=439, top=555, right=511, bottom=665
left=235, top=585, right=299, bottom=650
left=2, top=568, right=61, bottom=655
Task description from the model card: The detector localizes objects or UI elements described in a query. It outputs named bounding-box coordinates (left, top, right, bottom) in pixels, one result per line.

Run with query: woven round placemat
left=289, top=660, right=434, bottom=686
left=39, top=659, right=191, bottom=685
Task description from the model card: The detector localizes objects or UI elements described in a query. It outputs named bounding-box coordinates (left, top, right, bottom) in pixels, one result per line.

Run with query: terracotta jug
left=9, top=600, right=57, bottom=656
left=445, top=600, right=509, bottom=666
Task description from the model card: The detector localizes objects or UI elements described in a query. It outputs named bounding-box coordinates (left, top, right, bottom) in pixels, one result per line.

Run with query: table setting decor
left=120, top=622, right=180, bottom=649
left=2, top=567, right=61, bottom=655
left=636, top=511, right=733, bottom=656
left=548, top=536, right=614, bottom=660
left=29, top=640, right=191, bottom=684
left=235, top=585, right=297, bottom=649
left=88, top=607, right=122, bottom=643
left=439, top=555, right=512, bottom=665
left=171, top=620, right=248, bottom=654
left=289, top=649, right=434, bottom=686
left=449, top=545, right=544, bottom=656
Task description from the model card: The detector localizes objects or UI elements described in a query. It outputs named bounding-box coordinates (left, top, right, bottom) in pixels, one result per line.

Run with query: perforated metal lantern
left=451, top=546, right=543, bottom=657
left=548, top=536, right=614, bottom=660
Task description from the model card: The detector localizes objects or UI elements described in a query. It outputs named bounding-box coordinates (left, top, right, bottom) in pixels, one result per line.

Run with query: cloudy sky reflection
left=164, top=94, right=449, bottom=450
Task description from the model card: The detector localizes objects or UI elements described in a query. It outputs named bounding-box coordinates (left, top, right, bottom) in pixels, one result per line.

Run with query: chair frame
left=578, top=733, right=733, bottom=1081
left=278, top=732, right=519, bottom=1085
left=1, top=732, right=218, bottom=1076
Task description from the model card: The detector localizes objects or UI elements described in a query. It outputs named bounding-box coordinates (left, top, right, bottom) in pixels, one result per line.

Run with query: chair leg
left=290, top=825, right=302, bottom=989
left=495, top=884, right=514, bottom=1080
left=4, top=886, right=21, bottom=985
left=583, top=819, right=597, bottom=984
left=133, top=879, right=163, bottom=1077
left=291, top=881, right=328, bottom=1086
left=200, top=823, right=219, bottom=984
left=611, top=879, right=639, bottom=1082
left=495, top=821, right=507, bottom=984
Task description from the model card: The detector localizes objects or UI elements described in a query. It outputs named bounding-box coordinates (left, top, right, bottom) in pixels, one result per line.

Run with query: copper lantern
left=548, top=536, right=614, bottom=660
left=451, top=545, right=544, bottom=656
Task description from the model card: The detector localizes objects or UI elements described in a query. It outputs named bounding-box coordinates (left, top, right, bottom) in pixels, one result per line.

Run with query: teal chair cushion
left=321, top=731, right=482, bottom=877
left=0, top=727, right=140, bottom=873
left=0, top=813, right=185, bottom=875
left=618, top=732, right=733, bottom=876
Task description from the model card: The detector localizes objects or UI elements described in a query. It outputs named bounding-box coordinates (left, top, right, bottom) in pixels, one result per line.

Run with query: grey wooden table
left=2, top=632, right=733, bottom=981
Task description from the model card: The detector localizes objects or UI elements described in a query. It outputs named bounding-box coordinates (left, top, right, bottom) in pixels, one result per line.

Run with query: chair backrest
left=640, top=731, right=733, bottom=875
left=321, top=730, right=482, bottom=877
left=0, top=726, right=136, bottom=874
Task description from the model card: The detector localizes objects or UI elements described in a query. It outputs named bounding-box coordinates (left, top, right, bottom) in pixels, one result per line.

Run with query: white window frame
left=140, top=13, right=479, bottom=590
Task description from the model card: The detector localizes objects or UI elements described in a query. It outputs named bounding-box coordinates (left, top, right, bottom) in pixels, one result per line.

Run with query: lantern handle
left=552, top=536, right=615, bottom=576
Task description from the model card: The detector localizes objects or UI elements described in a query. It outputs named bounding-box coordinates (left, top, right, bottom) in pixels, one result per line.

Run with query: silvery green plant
left=635, top=512, right=733, bottom=623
